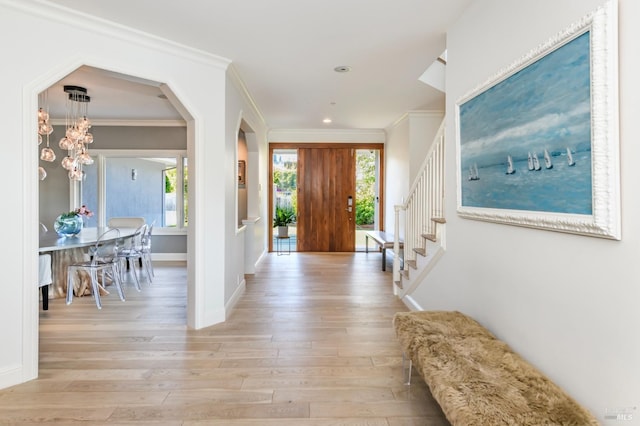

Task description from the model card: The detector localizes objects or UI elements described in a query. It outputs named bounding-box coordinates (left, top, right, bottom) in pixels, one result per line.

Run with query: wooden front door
left=297, top=147, right=355, bottom=252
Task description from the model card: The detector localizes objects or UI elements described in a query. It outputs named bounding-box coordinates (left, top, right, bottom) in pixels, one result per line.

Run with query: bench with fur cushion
left=393, top=311, right=598, bottom=426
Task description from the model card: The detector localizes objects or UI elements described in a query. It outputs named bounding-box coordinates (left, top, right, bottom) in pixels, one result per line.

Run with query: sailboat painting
left=544, top=149, right=553, bottom=169
left=505, top=155, right=516, bottom=175
left=531, top=152, right=541, bottom=171
left=455, top=1, right=620, bottom=239
left=458, top=30, right=593, bottom=216
left=566, top=147, right=576, bottom=166
left=468, top=163, right=480, bottom=181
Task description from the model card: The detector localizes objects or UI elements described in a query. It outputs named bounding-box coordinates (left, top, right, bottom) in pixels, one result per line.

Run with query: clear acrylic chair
left=66, top=228, right=125, bottom=309
left=141, top=222, right=154, bottom=280
left=116, top=224, right=148, bottom=289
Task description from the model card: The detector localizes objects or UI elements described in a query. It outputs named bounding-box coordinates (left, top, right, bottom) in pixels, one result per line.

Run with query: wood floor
left=0, top=253, right=449, bottom=425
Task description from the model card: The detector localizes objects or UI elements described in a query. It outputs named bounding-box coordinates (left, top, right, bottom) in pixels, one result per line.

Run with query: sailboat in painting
left=566, top=147, right=576, bottom=166
left=544, top=148, right=553, bottom=169
left=527, top=152, right=534, bottom=171
left=531, top=152, right=541, bottom=171
left=505, top=155, right=516, bottom=175
left=468, top=163, right=480, bottom=181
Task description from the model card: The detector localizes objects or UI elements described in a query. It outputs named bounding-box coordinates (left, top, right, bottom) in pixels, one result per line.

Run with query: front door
left=297, top=147, right=355, bottom=251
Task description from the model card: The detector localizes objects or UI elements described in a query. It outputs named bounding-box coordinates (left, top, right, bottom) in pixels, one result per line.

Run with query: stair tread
left=413, top=248, right=427, bottom=256
left=421, top=233, right=437, bottom=242
left=432, top=217, right=446, bottom=224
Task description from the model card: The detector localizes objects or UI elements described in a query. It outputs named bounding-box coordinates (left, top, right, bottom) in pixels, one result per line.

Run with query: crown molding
left=388, top=110, right=445, bottom=130
left=1, top=0, right=230, bottom=70
left=227, top=65, right=267, bottom=129
left=50, top=119, right=186, bottom=127
left=269, top=128, right=386, bottom=143
left=408, top=110, right=445, bottom=118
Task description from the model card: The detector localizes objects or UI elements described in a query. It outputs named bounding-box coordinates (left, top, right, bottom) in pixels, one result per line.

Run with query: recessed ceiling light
left=323, top=118, right=332, bottom=124
left=334, top=66, right=351, bottom=73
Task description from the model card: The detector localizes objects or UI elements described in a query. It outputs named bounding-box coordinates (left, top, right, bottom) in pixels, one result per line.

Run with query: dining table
left=39, top=227, right=139, bottom=301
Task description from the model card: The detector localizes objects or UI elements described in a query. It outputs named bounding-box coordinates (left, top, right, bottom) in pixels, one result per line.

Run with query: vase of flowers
left=53, top=205, right=93, bottom=237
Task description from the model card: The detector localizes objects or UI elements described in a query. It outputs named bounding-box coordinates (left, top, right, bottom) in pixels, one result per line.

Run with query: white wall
left=0, top=0, right=238, bottom=390
left=408, top=111, right=445, bottom=182
left=225, top=71, right=269, bottom=310
left=384, top=118, right=410, bottom=233
left=409, top=0, right=640, bottom=422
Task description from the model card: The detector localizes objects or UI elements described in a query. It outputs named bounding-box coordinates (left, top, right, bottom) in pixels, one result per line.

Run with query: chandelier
left=58, top=85, right=94, bottom=181
left=37, top=90, right=54, bottom=180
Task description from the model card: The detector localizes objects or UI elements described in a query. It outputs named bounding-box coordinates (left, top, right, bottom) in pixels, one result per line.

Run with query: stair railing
left=393, top=119, right=445, bottom=283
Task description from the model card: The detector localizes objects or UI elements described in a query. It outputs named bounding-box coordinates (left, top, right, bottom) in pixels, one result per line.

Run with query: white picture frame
left=455, top=0, right=620, bottom=239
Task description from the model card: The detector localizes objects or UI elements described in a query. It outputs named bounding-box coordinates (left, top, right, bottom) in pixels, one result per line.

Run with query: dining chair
left=107, top=217, right=145, bottom=228
left=38, top=223, right=52, bottom=310
left=141, top=222, right=154, bottom=280
left=108, top=217, right=146, bottom=271
left=66, top=228, right=125, bottom=309
left=116, top=224, right=148, bottom=289
left=38, top=253, right=52, bottom=310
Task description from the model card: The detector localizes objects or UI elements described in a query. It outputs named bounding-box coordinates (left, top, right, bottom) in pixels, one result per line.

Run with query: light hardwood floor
left=1, top=253, right=449, bottom=425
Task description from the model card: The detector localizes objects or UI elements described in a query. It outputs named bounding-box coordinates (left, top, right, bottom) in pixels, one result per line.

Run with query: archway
left=29, top=63, right=197, bottom=381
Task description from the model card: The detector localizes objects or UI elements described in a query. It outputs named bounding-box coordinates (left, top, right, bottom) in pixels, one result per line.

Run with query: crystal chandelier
left=59, top=85, right=94, bottom=181
left=37, top=90, right=55, bottom=180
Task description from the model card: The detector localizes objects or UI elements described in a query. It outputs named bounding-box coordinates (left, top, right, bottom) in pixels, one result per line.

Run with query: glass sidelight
left=355, top=149, right=380, bottom=251
left=272, top=149, right=298, bottom=251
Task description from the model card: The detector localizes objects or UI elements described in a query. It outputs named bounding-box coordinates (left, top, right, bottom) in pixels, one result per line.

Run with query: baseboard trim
left=225, top=278, right=246, bottom=319
left=0, top=363, right=26, bottom=391
left=402, top=294, right=423, bottom=311
left=151, top=253, right=187, bottom=262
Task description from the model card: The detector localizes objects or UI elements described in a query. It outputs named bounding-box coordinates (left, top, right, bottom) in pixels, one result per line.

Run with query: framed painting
left=238, top=160, right=246, bottom=187
left=456, top=0, right=620, bottom=239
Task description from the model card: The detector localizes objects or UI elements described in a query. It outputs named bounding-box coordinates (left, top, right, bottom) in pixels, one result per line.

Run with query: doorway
left=272, top=148, right=298, bottom=251
left=355, top=148, right=382, bottom=251
left=269, top=143, right=384, bottom=252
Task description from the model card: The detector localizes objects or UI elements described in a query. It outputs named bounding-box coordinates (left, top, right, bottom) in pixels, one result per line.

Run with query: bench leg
left=41, top=285, right=49, bottom=311
left=382, top=248, right=386, bottom=271
left=402, top=352, right=412, bottom=385
left=365, top=235, right=369, bottom=253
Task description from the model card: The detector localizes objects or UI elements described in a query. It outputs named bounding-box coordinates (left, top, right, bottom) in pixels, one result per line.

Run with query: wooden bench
left=365, top=230, right=403, bottom=271
left=393, top=310, right=598, bottom=426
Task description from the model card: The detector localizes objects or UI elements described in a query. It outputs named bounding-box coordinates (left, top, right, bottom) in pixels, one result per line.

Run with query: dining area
left=38, top=215, right=154, bottom=310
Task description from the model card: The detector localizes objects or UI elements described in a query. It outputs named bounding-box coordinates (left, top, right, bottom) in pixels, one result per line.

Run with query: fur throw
left=393, top=311, right=599, bottom=426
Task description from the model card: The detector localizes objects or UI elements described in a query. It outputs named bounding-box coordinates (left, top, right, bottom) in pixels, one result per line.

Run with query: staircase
left=392, top=119, right=446, bottom=299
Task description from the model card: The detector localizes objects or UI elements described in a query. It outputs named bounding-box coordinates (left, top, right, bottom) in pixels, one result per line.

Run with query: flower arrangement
left=60, top=205, right=93, bottom=219
left=55, top=205, right=92, bottom=237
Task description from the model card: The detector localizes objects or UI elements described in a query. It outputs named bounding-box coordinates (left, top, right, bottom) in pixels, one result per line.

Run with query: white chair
left=39, top=223, right=52, bottom=310
left=66, top=228, right=125, bottom=309
left=107, top=217, right=145, bottom=228
left=39, top=254, right=52, bottom=310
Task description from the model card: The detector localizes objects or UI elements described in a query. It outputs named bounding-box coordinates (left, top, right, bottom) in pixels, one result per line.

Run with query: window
left=81, top=150, right=188, bottom=231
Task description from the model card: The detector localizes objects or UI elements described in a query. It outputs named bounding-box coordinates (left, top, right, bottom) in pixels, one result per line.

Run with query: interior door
left=297, top=147, right=355, bottom=251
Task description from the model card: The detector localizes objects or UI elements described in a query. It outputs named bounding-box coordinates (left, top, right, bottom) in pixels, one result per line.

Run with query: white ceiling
left=42, top=0, right=473, bottom=130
